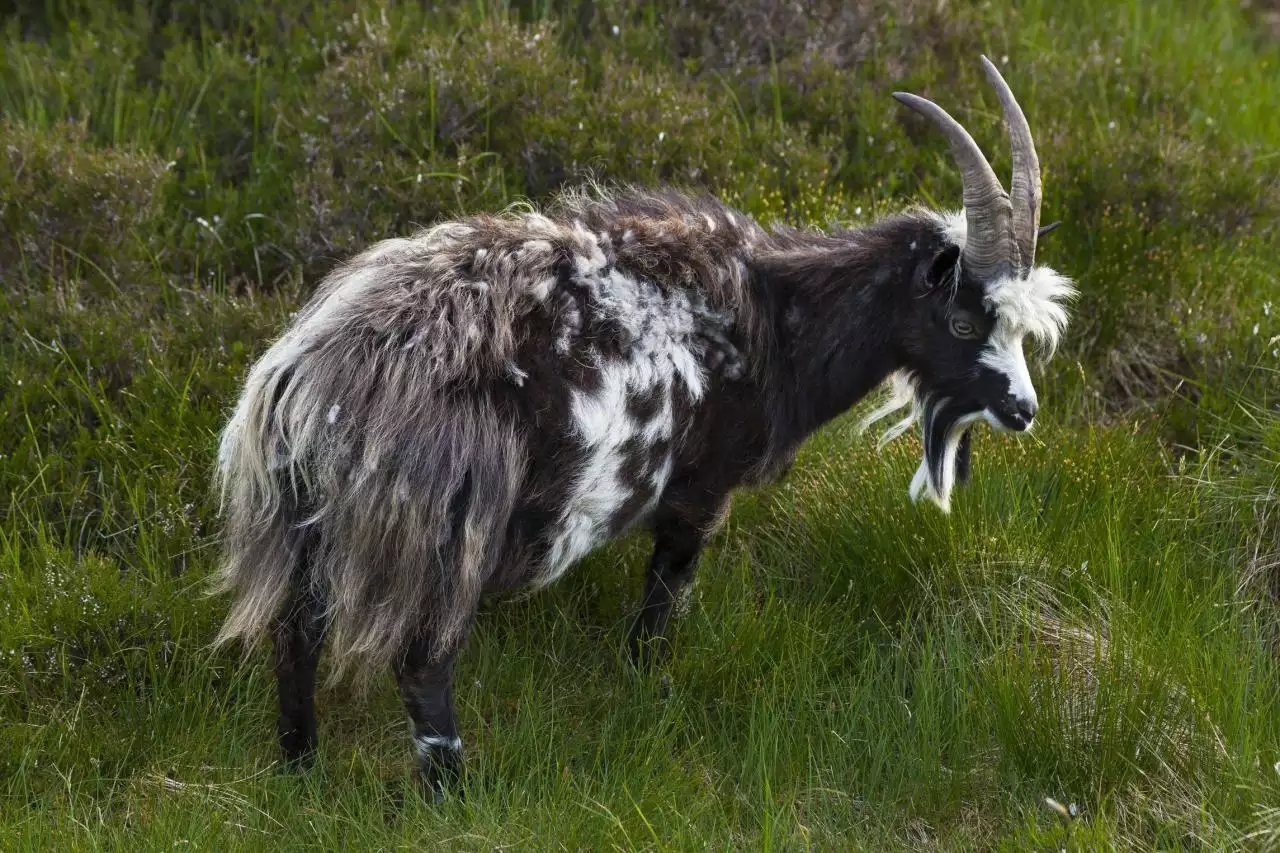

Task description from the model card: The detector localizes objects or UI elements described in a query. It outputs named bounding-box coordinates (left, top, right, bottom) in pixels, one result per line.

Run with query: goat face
left=902, top=236, right=1071, bottom=437
left=885, top=233, right=1073, bottom=511
left=872, top=55, right=1077, bottom=510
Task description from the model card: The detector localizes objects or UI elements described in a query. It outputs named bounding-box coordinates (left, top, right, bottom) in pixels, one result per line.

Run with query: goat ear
left=918, top=243, right=961, bottom=294
left=955, top=428, right=973, bottom=485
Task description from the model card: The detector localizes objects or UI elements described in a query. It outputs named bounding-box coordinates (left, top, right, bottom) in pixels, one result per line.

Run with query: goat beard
left=859, top=372, right=983, bottom=514
left=906, top=396, right=983, bottom=514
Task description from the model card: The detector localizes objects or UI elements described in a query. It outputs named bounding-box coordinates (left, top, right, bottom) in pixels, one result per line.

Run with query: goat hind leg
left=272, top=582, right=327, bottom=771
left=395, top=639, right=464, bottom=803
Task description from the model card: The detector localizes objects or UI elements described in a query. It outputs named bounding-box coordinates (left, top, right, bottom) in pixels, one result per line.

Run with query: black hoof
left=414, top=767, right=464, bottom=805
left=278, top=747, right=316, bottom=774
left=412, top=745, right=463, bottom=805
left=628, top=634, right=671, bottom=671
left=277, top=721, right=318, bottom=773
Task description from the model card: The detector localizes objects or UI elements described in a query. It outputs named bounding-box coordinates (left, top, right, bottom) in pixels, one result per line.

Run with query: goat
left=213, top=56, right=1075, bottom=799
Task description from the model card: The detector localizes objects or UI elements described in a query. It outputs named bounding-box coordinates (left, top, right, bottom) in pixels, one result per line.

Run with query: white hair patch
left=983, top=268, right=1076, bottom=357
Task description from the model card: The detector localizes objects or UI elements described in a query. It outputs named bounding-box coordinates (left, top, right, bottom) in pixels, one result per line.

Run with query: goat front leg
left=395, top=639, right=464, bottom=803
left=272, top=581, right=327, bottom=771
left=628, top=497, right=729, bottom=668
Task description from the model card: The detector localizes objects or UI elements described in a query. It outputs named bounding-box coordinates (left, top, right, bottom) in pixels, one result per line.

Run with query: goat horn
left=893, top=90, right=1014, bottom=282
left=979, top=55, right=1042, bottom=273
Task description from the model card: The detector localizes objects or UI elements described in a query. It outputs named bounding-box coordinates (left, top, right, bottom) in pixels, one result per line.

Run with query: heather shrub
left=0, top=120, right=169, bottom=284
left=290, top=15, right=841, bottom=267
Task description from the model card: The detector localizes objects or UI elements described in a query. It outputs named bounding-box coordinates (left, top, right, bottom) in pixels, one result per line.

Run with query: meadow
left=2, top=0, right=1280, bottom=848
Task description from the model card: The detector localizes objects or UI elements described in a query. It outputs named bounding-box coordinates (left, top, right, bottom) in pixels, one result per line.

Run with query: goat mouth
left=984, top=409, right=1033, bottom=433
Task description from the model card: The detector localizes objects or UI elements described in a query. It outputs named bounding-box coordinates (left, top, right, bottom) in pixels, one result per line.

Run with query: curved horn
left=979, top=55, right=1042, bottom=272
left=893, top=91, right=1014, bottom=281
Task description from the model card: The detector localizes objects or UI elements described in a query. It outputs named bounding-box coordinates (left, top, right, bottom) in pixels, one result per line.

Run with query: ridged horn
left=892, top=89, right=1014, bottom=281
left=979, top=55, right=1042, bottom=272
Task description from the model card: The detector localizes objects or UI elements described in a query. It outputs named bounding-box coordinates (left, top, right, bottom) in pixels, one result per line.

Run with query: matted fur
left=213, top=221, right=533, bottom=677
left=213, top=186, right=767, bottom=678
left=214, top=184, right=1074, bottom=681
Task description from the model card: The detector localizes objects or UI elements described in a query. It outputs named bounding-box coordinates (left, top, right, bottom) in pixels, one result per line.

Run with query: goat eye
left=949, top=316, right=979, bottom=340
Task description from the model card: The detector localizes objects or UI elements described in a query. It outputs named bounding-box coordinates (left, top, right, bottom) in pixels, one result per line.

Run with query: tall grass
left=2, top=0, right=1279, bottom=847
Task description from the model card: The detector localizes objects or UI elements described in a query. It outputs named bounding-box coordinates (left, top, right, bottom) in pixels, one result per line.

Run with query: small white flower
left=657, top=131, right=665, bottom=143
left=611, top=24, right=620, bottom=36
left=1107, top=120, right=1117, bottom=130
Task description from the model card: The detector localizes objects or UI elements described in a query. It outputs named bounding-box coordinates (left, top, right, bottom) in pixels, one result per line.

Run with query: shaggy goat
left=214, top=56, right=1075, bottom=798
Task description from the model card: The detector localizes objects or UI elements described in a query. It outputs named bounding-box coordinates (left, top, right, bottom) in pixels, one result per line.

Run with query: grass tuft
left=2, top=0, right=1279, bottom=847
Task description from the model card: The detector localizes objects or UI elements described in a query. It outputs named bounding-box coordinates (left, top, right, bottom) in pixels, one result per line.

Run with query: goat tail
left=209, top=348, right=308, bottom=662
left=211, top=331, right=527, bottom=685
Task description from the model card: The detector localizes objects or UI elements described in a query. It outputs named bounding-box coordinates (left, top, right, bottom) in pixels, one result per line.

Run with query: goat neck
left=753, top=212, right=942, bottom=443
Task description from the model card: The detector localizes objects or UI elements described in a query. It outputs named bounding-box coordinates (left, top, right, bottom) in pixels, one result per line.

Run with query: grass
left=2, top=0, right=1280, bottom=848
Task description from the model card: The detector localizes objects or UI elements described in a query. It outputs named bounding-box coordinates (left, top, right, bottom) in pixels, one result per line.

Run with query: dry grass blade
left=143, top=767, right=284, bottom=831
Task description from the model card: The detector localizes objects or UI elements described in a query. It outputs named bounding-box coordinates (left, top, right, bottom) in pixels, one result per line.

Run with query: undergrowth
left=2, top=0, right=1279, bottom=848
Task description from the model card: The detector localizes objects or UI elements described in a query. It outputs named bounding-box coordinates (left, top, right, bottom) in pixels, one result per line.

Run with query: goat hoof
left=628, top=635, right=670, bottom=671
left=413, top=757, right=463, bottom=805
left=278, top=748, right=316, bottom=774
left=414, top=771, right=462, bottom=805
left=420, top=780, right=447, bottom=806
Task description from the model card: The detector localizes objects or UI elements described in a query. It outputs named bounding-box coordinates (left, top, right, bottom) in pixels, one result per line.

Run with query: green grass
left=3, top=0, right=1280, bottom=848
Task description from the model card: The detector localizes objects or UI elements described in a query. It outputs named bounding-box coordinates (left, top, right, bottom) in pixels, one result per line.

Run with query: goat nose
left=1015, top=399, right=1038, bottom=424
